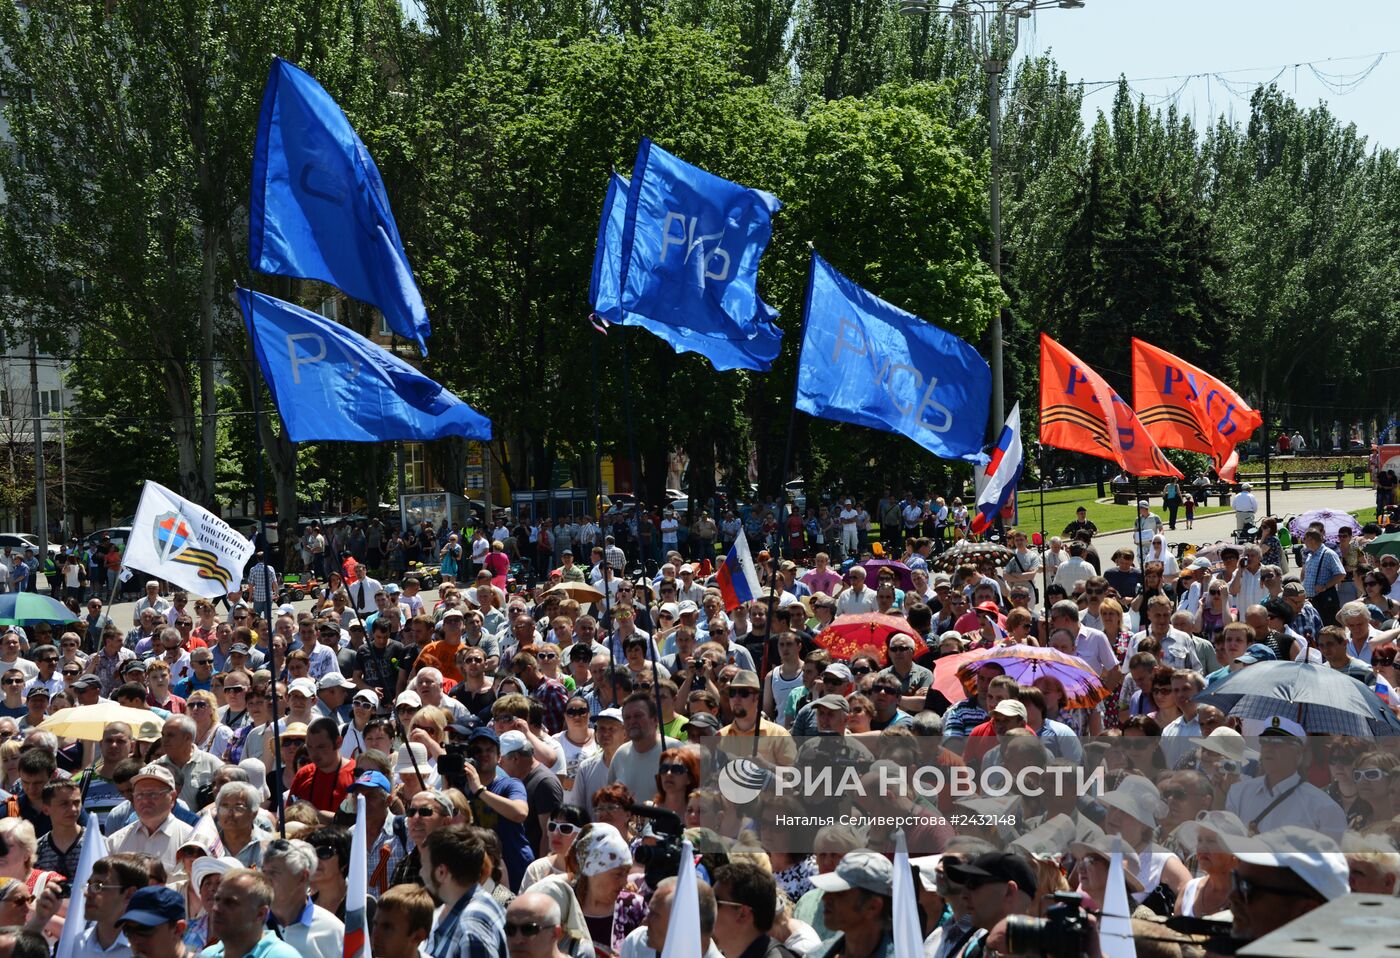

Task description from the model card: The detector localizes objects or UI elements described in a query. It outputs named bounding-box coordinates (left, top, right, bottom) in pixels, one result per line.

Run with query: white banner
left=122, top=481, right=255, bottom=599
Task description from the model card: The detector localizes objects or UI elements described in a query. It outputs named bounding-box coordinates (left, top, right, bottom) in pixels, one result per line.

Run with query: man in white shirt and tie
left=351, top=563, right=384, bottom=616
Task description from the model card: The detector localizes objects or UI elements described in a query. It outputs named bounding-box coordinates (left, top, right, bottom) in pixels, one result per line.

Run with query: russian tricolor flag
left=971, top=403, right=1024, bottom=536
left=717, top=531, right=763, bottom=611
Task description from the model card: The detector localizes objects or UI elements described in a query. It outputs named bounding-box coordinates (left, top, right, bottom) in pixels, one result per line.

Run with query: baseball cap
left=1234, top=644, right=1278, bottom=667
left=468, top=727, right=501, bottom=747
left=122, top=659, right=147, bottom=673
left=821, top=663, right=854, bottom=684
left=24, top=685, right=49, bottom=700
left=1227, top=827, right=1348, bottom=901
left=596, top=707, right=624, bottom=725
left=678, top=601, right=699, bottom=616
left=1136, top=500, right=1149, bottom=508
left=975, top=601, right=1000, bottom=615
left=812, top=694, right=851, bottom=713
left=679, top=564, right=695, bottom=574
left=992, top=699, right=1028, bottom=720
left=228, top=643, right=250, bottom=655
left=118, top=886, right=185, bottom=928
left=1188, top=557, right=1211, bottom=571
left=683, top=713, right=722, bottom=734
left=944, top=852, right=1038, bottom=897
left=499, top=730, right=531, bottom=756
left=1282, top=581, right=1307, bottom=596
left=729, top=669, right=761, bottom=690
left=277, top=603, right=296, bottom=617
left=384, top=583, right=401, bottom=595
left=351, top=770, right=392, bottom=794
left=352, top=688, right=380, bottom=708
left=132, top=764, right=176, bottom=791
left=441, top=608, right=465, bottom=621
left=317, top=673, right=355, bottom=691
left=809, top=851, right=894, bottom=896
left=287, top=677, right=318, bottom=698
left=71, top=675, right=100, bottom=691
left=395, top=690, right=422, bottom=710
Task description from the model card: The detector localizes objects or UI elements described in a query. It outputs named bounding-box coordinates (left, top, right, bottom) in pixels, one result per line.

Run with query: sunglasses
left=850, top=666, right=872, bottom=676
left=62, top=669, right=80, bottom=677
left=537, top=652, right=558, bottom=661
left=660, top=763, right=690, bottom=775
left=314, top=845, right=337, bottom=860
left=224, top=686, right=247, bottom=694
left=405, top=807, right=441, bottom=818
left=1354, top=768, right=1389, bottom=782
left=505, top=923, right=557, bottom=938
left=1231, top=870, right=1321, bottom=903
left=2, top=679, right=24, bottom=686
left=282, top=738, right=306, bottom=747
left=566, top=707, right=590, bottom=717
left=729, top=688, right=756, bottom=698
left=547, top=821, right=579, bottom=835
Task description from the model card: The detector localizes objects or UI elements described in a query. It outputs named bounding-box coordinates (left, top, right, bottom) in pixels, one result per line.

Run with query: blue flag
left=796, top=252, right=990, bottom=464
left=592, top=173, right=781, bottom=372
left=617, top=138, right=782, bottom=344
left=250, top=57, right=430, bottom=355
left=239, top=288, right=491, bottom=443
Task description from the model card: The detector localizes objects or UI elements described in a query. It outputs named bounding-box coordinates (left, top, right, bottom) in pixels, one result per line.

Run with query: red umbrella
left=814, top=613, right=927, bottom=665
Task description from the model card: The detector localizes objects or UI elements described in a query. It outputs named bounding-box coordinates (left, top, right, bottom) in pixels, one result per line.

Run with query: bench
left=1238, top=471, right=1344, bottom=490
left=1110, top=477, right=1169, bottom=506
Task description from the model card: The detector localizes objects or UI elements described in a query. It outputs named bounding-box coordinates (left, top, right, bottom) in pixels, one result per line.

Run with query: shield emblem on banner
left=154, top=511, right=194, bottom=562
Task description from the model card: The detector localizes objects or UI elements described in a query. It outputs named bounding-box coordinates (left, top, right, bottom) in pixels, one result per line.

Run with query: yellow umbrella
left=544, top=581, right=605, bottom=604
left=39, top=702, right=165, bottom=742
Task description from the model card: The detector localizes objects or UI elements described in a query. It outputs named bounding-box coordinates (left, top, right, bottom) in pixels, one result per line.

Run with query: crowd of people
left=0, top=494, right=1396, bottom=958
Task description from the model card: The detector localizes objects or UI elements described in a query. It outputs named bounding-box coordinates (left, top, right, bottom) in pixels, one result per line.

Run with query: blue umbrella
left=0, top=593, right=81, bottom=626
left=1196, top=660, right=1400, bottom=737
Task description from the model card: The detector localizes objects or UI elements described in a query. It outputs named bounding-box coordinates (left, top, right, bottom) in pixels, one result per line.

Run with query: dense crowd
left=0, top=498, right=1396, bottom=958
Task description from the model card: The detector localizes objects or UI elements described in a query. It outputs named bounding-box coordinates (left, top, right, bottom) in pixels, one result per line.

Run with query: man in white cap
left=573, top=707, right=624, bottom=817
left=807, top=851, right=894, bottom=958
left=837, top=500, right=860, bottom=558
left=109, top=764, right=195, bottom=873
left=1227, top=826, right=1348, bottom=942
left=499, top=730, right=563, bottom=857
left=1226, top=717, right=1346, bottom=839
left=1132, top=500, right=1162, bottom=566
left=676, top=564, right=705, bottom=605
left=1231, top=483, right=1259, bottom=534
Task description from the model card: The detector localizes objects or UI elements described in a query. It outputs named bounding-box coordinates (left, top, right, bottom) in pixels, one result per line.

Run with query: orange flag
left=1131, top=338, right=1261, bottom=482
left=1040, top=334, right=1182, bottom=478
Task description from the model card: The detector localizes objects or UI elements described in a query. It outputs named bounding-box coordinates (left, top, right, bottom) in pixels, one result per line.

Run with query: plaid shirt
left=426, top=885, right=507, bottom=958
left=1302, top=545, right=1345, bottom=597
left=530, top=677, right=570, bottom=734
left=248, top=562, right=279, bottom=606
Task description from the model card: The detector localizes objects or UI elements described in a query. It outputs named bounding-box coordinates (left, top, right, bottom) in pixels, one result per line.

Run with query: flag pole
left=754, top=251, right=816, bottom=756
left=1037, top=444, right=1050, bottom=617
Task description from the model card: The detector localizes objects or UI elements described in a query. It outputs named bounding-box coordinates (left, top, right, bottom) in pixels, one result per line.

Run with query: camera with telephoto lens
left=1004, top=891, right=1092, bottom=958
left=627, top=803, right=685, bottom=888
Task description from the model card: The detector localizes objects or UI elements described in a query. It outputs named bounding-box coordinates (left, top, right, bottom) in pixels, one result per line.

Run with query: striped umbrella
left=1195, top=660, right=1400, bottom=737
left=940, top=644, right=1109, bottom=710
left=0, top=592, right=80, bottom=626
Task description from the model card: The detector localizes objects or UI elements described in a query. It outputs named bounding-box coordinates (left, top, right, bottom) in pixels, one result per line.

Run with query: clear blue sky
left=1018, top=0, right=1400, bottom=148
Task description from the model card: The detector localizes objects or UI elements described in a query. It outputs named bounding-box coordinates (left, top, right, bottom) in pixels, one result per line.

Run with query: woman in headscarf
left=569, top=823, right=645, bottom=958
left=1144, top=536, right=1179, bottom=584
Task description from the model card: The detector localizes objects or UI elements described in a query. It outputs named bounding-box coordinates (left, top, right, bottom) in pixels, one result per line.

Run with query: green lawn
left=1011, top=485, right=1231, bottom=539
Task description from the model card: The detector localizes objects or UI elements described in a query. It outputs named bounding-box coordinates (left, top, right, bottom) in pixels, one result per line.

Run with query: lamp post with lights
left=897, top=0, right=1084, bottom=438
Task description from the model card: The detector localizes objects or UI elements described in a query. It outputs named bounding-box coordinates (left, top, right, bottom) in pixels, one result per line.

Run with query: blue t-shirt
left=468, top=775, right=533, bottom=891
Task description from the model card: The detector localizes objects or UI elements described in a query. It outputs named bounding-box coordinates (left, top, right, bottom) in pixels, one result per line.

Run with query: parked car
left=80, top=527, right=132, bottom=554
left=0, top=533, right=61, bottom=558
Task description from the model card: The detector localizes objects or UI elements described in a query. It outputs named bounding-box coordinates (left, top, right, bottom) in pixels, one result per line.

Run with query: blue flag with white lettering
left=617, top=138, right=782, bottom=344
left=591, top=173, right=782, bottom=372
left=250, top=58, right=430, bottom=355
left=239, top=288, right=491, bottom=443
left=796, top=252, right=990, bottom=464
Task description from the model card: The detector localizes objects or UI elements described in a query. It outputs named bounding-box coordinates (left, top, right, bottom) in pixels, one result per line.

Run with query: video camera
left=627, top=802, right=685, bottom=888
left=1004, top=892, right=1093, bottom=958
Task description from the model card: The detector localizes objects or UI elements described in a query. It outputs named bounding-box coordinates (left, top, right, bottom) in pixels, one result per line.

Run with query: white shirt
left=902, top=503, right=925, bottom=527
left=1231, top=491, right=1259, bottom=514
left=1053, top=557, right=1096, bottom=590
left=836, top=586, right=878, bottom=616
left=1133, top=513, right=1163, bottom=546
left=1073, top=626, right=1118, bottom=674
left=620, top=927, right=725, bottom=958
left=1, top=655, right=38, bottom=680
left=72, top=924, right=132, bottom=958
left=280, top=899, right=345, bottom=958
left=1231, top=567, right=1266, bottom=613
left=1124, top=629, right=1200, bottom=671
left=109, top=813, right=196, bottom=874
left=839, top=508, right=859, bottom=528
left=1225, top=772, right=1346, bottom=839
left=1159, top=714, right=1202, bottom=769
left=350, top=577, right=384, bottom=615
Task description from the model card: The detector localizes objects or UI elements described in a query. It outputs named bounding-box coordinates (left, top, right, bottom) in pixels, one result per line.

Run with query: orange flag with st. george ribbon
left=1131, top=338, right=1262, bottom=482
left=1040, top=334, right=1182, bottom=478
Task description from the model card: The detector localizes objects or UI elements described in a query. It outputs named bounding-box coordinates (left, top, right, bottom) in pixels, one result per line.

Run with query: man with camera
left=942, top=853, right=1036, bottom=958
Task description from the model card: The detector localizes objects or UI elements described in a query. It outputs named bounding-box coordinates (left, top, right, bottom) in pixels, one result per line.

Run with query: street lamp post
left=897, top=0, right=1084, bottom=438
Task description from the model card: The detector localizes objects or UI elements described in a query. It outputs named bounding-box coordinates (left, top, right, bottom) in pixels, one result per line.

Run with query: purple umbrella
left=860, top=558, right=914, bottom=591
left=1288, top=509, right=1360, bottom=546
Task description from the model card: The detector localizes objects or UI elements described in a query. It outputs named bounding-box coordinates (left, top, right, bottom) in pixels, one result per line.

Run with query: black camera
left=627, top=802, right=685, bottom=888
left=1004, top=891, right=1092, bottom=958
left=437, top=743, right=472, bottom=790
